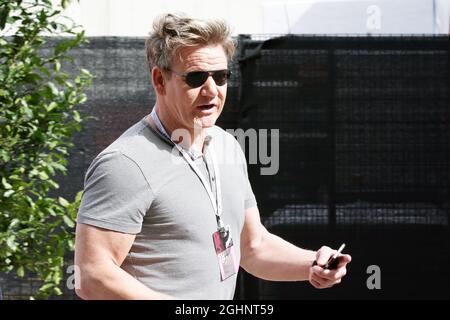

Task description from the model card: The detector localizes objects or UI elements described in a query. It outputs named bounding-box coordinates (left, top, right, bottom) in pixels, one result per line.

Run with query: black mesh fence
left=230, top=35, right=449, bottom=299
left=1, top=35, right=449, bottom=299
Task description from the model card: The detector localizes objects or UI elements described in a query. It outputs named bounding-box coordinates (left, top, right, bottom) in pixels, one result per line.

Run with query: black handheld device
left=312, top=243, right=346, bottom=270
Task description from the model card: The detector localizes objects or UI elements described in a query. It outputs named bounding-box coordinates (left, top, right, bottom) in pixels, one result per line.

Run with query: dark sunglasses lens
left=184, top=70, right=230, bottom=88
left=212, top=70, right=230, bottom=86
left=185, top=72, right=209, bottom=88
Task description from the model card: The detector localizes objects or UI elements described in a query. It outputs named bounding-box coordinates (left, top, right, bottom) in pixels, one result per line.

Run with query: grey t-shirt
left=77, top=117, right=257, bottom=299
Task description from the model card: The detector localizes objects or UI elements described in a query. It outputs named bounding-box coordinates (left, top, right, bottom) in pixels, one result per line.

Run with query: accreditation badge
left=212, top=226, right=238, bottom=281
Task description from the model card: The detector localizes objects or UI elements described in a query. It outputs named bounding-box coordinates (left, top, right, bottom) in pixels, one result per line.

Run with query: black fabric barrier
left=232, top=35, right=449, bottom=299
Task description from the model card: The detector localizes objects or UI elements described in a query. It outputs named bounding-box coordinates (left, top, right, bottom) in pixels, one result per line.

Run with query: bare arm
left=240, top=206, right=316, bottom=281
left=74, top=223, right=173, bottom=300
left=240, top=206, right=351, bottom=288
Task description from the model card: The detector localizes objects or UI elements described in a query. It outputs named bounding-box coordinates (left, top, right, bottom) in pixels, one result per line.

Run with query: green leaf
left=48, top=180, right=60, bottom=189
left=47, top=82, right=59, bottom=96
left=80, top=68, right=92, bottom=77
left=67, top=238, right=75, bottom=250
left=17, top=266, right=25, bottom=278
left=2, top=177, right=13, bottom=189
left=38, top=171, right=49, bottom=180
left=51, top=162, right=66, bottom=172
left=75, top=190, right=84, bottom=203
left=54, top=60, right=61, bottom=72
left=38, top=9, right=47, bottom=23
left=0, top=149, right=11, bottom=162
left=24, top=73, right=42, bottom=84
left=58, top=197, right=70, bottom=208
left=0, top=6, right=10, bottom=30
left=39, top=66, right=51, bottom=78
left=54, top=41, right=69, bottom=55
left=39, top=283, right=54, bottom=292
left=46, top=101, right=58, bottom=112
left=61, top=0, right=70, bottom=9
left=73, top=110, right=81, bottom=122
left=9, top=218, right=20, bottom=229
left=62, top=215, right=75, bottom=228
left=21, top=104, right=34, bottom=119
left=79, top=94, right=87, bottom=104
left=47, top=207, right=57, bottom=216
left=6, top=236, right=17, bottom=251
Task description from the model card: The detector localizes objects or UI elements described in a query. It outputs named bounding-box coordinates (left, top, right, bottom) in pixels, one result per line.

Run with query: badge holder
left=212, top=225, right=238, bottom=281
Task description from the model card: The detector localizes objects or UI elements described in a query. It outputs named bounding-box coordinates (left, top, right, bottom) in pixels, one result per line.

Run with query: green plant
left=0, top=0, right=92, bottom=298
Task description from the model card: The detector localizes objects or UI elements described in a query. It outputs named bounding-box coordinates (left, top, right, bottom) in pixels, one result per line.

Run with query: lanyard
left=150, top=109, right=225, bottom=230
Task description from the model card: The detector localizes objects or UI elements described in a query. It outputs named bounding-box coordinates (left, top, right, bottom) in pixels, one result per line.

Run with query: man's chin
left=195, top=115, right=218, bottom=129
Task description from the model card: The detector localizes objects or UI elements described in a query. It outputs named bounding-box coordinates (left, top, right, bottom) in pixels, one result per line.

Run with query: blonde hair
left=145, top=13, right=236, bottom=71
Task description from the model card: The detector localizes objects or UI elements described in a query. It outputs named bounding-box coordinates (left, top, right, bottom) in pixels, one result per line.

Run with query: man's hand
left=308, top=246, right=352, bottom=289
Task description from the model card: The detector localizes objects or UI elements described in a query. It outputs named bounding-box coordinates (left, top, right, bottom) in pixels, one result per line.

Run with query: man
left=75, top=13, right=351, bottom=300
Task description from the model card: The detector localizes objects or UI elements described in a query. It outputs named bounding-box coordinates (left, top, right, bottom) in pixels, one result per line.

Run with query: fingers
left=315, top=246, right=334, bottom=266
left=312, top=265, right=347, bottom=282
left=310, top=268, right=342, bottom=289
left=315, top=246, right=352, bottom=269
left=336, top=254, right=352, bottom=268
left=310, top=245, right=351, bottom=289
left=309, top=278, right=324, bottom=289
left=309, top=258, right=349, bottom=289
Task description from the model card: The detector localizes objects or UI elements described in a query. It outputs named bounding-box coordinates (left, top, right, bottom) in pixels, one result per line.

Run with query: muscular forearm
left=241, top=231, right=316, bottom=281
left=76, top=262, right=173, bottom=300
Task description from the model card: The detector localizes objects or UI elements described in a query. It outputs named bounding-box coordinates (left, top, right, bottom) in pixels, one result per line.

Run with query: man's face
left=159, top=44, right=228, bottom=132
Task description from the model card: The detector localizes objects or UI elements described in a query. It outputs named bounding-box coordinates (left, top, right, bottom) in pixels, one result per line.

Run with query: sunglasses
left=168, top=69, right=231, bottom=88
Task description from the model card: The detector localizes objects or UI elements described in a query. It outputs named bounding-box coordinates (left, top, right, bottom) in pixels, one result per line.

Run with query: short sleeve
left=235, top=141, right=257, bottom=210
left=77, top=151, right=154, bottom=234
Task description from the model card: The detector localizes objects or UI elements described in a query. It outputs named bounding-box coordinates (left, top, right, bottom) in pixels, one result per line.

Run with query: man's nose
left=200, top=76, right=219, bottom=97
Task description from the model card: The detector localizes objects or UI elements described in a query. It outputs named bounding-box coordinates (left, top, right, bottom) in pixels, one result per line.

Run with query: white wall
left=63, top=0, right=265, bottom=36
left=63, top=0, right=449, bottom=36
left=263, top=0, right=448, bottom=34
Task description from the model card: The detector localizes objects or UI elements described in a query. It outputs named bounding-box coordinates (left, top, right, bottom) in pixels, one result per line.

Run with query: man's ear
left=152, top=67, right=166, bottom=95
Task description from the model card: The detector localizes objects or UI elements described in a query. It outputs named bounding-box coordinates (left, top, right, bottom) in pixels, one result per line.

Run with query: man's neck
left=151, top=106, right=206, bottom=154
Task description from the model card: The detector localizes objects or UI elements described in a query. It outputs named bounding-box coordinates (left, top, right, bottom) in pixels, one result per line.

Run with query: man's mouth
left=197, top=104, right=216, bottom=110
